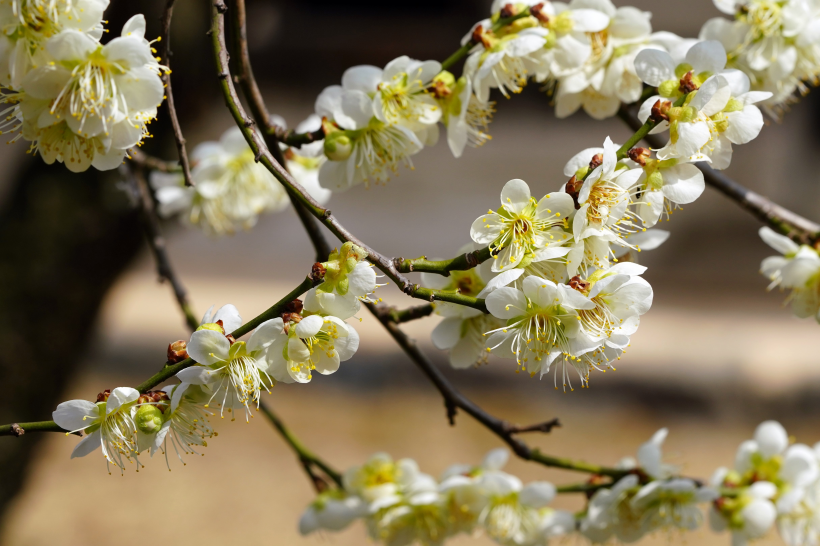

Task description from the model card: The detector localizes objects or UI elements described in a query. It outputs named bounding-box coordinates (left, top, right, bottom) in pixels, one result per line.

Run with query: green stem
left=1, top=276, right=315, bottom=437
left=389, top=304, right=434, bottom=324
left=530, top=449, right=629, bottom=479
left=396, top=247, right=493, bottom=275
left=556, top=481, right=612, bottom=494
left=259, top=402, right=343, bottom=488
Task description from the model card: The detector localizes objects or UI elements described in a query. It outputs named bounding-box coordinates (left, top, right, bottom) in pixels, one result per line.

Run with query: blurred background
left=1, top=0, right=819, bottom=544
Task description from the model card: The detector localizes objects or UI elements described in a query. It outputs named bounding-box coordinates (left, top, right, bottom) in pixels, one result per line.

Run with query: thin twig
left=229, top=0, right=331, bottom=263
left=0, top=276, right=317, bottom=436
left=158, top=0, right=195, bottom=187
left=616, top=105, right=820, bottom=244
left=366, top=301, right=627, bottom=478
left=259, top=402, right=344, bottom=492
left=377, top=303, right=435, bottom=324
left=121, top=162, right=199, bottom=331
left=128, top=148, right=181, bottom=173
left=210, top=2, right=486, bottom=311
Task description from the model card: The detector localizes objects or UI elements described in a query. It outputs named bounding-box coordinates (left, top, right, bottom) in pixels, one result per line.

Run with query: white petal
left=187, top=330, right=230, bottom=365
left=759, top=227, right=798, bottom=255
left=520, top=482, right=556, bottom=508
left=53, top=400, right=98, bottom=431
left=70, top=429, right=101, bottom=458
left=295, top=315, right=324, bottom=338
left=685, top=40, right=727, bottom=74
left=342, top=65, right=382, bottom=93
left=431, top=318, right=462, bottom=350
left=500, top=179, right=532, bottom=214
left=754, top=420, right=788, bottom=458
left=485, top=287, right=527, bottom=319
left=212, top=304, right=243, bottom=333
left=634, top=48, right=676, bottom=87
left=107, top=387, right=139, bottom=414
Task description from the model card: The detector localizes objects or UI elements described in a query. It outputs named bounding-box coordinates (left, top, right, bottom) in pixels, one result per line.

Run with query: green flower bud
left=135, top=405, right=164, bottom=434
left=324, top=133, right=353, bottom=161
left=197, top=322, right=224, bottom=333
left=433, top=70, right=455, bottom=89
left=337, top=277, right=350, bottom=296
left=646, top=170, right=664, bottom=191
left=674, top=63, right=693, bottom=79
left=724, top=97, right=744, bottom=113
left=658, top=79, right=679, bottom=98
left=575, top=166, right=590, bottom=179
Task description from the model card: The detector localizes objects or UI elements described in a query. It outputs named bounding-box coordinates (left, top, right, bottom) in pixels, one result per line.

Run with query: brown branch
left=376, top=303, right=435, bottom=324
left=229, top=0, right=331, bottom=262
left=121, top=162, right=199, bottom=330
left=128, top=148, right=181, bottom=173
left=366, top=301, right=626, bottom=478
left=158, top=0, right=195, bottom=187
left=210, top=2, right=485, bottom=312
left=617, top=105, right=820, bottom=245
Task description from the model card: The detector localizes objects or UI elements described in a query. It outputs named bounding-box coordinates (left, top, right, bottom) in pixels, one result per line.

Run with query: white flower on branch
left=152, top=126, right=290, bottom=235
left=148, top=383, right=215, bottom=468
left=702, top=0, right=820, bottom=113
left=299, top=490, right=366, bottom=535
left=266, top=313, right=359, bottom=385
left=176, top=304, right=276, bottom=421
left=0, top=0, right=108, bottom=89
left=630, top=154, right=705, bottom=228
left=435, top=72, right=494, bottom=158
left=759, top=227, right=820, bottom=322
left=422, top=244, right=505, bottom=369
left=471, top=178, right=575, bottom=273
left=304, top=242, right=380, bottom=319
left=484, top=275, right=606, bottom=389
left=52, top=386, right=142, bottom=473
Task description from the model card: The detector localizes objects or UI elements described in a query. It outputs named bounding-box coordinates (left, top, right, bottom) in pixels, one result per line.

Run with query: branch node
left=214, top=0, right=227, bottom=13
left=445, top=400, right=457, bottom=426
left=322, top=210, right=332, bottom=220
left=244, top=119, right=255, bottom=128
left=10, top=424, right=23, bottom=437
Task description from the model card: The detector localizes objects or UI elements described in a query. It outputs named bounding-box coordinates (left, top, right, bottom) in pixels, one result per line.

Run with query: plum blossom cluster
left=150, top=124, right=330, bottom=236
left=52, top=302, right=360, bottom=471
left=299, top=430, right=721, bottom=546
left=710, top=420, right=820, bottom=546
left=758, top=227, right=820, bottom=322
left=701, top=0, right=820, bottom=115
left=1, top=0, right=166, bottom=172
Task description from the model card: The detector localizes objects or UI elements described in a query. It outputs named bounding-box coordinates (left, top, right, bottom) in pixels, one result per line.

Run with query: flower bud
left=197, top=322, right=225, bottom=334
left=96, top=389, right=111, bottom=403
left=678, top=71, right=698, bottom=94
left=627, top=147, right=651, bottom=166
left=499, top=3, right=517, bottom=18
left=167, top=340, right=188, bottom=363
left=565, top=175, right=583, bottom=210
left=531, top=2, right=550, bottom=24
left=568, top=275, right=591, bottom=293
left=135, top=404, right=164, bottom=434
left=432, top=71, right=455, bottom=99
left=324, top=133, right=353, bottom=161
left=285, top=299, right=304, bottom=314
left=658, top=79, right=679, bottom=98
left=724, top=98, right=744, bottom=113
left=650, top=100, right=672, bottom=123
left=646, top=170, right=664, bottom=191
left=589, top=153, right=603, bottom=170
left=674, top=63, right=693, bottom=79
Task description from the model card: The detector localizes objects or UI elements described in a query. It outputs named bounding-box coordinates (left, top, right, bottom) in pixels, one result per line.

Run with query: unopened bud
left=531, top=2, right=549, bottom=23
left=197, top=321, right=225, bottom=334
left=225, top=334, right=236, bottom=345
left=627, top=147, right=651, bottom=166
left=565, top=175, right=583, bottom=210
left=431, top=71, right=455, bottom=99
left=678, top=71, right=698, bottom=94
left=286, top=299, right=304, bottom=314
left=568, top=275, right=590, bottom=293
left=167, top=340, right=188, bottom=363
left=96, top=389, right=111, bottom=403
left=282, top=312, right=303, bottom=333
left=135, top=404, right=164, bottom=434
left=499, top=3, right=517, bottom=18
left=650, top=100, right=671, bottom=123
left=312, top=262, right=327, bottom=281
left=658, top=79, right=679, bottom=98
left=471, top=24, right=495, bottom=49
left=589, top=153, right=603, bottom=170
left=324, top=133, right=353, bottom=161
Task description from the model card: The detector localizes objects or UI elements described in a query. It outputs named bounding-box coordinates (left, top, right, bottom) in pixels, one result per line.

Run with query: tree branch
left=128, top=148, right=181, bottom=173
left=210, top=2, right=487, bottom=311
left=122, top=162, right=198, bottom=330
left=394, top=247, right=494, bottom=276
left=0, top=275, right=317, bottom=436
left=376, top=303, right=435, bottom=324
left=366, top=301, right=627, bottom=479
left=157, top=0, right=195, bottom=187
left=617, top=105, right=820, bottom=244
left=259, top=402, right=344, bottom=492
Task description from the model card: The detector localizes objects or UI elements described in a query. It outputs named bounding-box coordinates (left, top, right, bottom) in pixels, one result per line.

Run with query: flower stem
left=441, top=11, right=535, bottom=71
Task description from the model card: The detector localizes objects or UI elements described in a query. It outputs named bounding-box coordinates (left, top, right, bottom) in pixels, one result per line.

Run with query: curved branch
left=211, top=3, right=486, bottom=312
left=0, top=275, right=317, bottom=437
left=617, top=105, right=820, bottom=244
left=259, top=402, right=343, bottom=491
left=128, top=148, right=181, bottom=173
left=157, top=0, right=195, bottom=187
left=395, top=247, right=494, bottom=275
left=122, top=163, right=198, bottom=330
left=366, top=302, right=627, bottom=479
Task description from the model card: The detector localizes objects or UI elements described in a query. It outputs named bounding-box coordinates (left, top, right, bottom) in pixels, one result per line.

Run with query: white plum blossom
left=422, top=244, right=504, bottom=369
left=152, top=126, right=289, bottom=235
left=176, top=304, right=276, bottom=420
left=265, top=313, right=359, bottom=385
left=372, top=55, right=443, bottom=130
left=436, top=72, right=494, bottom=158
left=303, top=242, right=379, bottom=319
left=484, top=275, right=605, bottom=389
left=0, top=0, right=108, bottom=88
left=315, top=62, right=427, bottom=191
left=471, top=178, right=575, bottom=272
left=149, top=383, right=215, bottom=467
left=299, top=491, right=366, bottom=535
left=759, top=227, right=820, bottom=322
left=632, top=155, right=705, bottom=227
left=52, top=386, right=142, bottom=472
